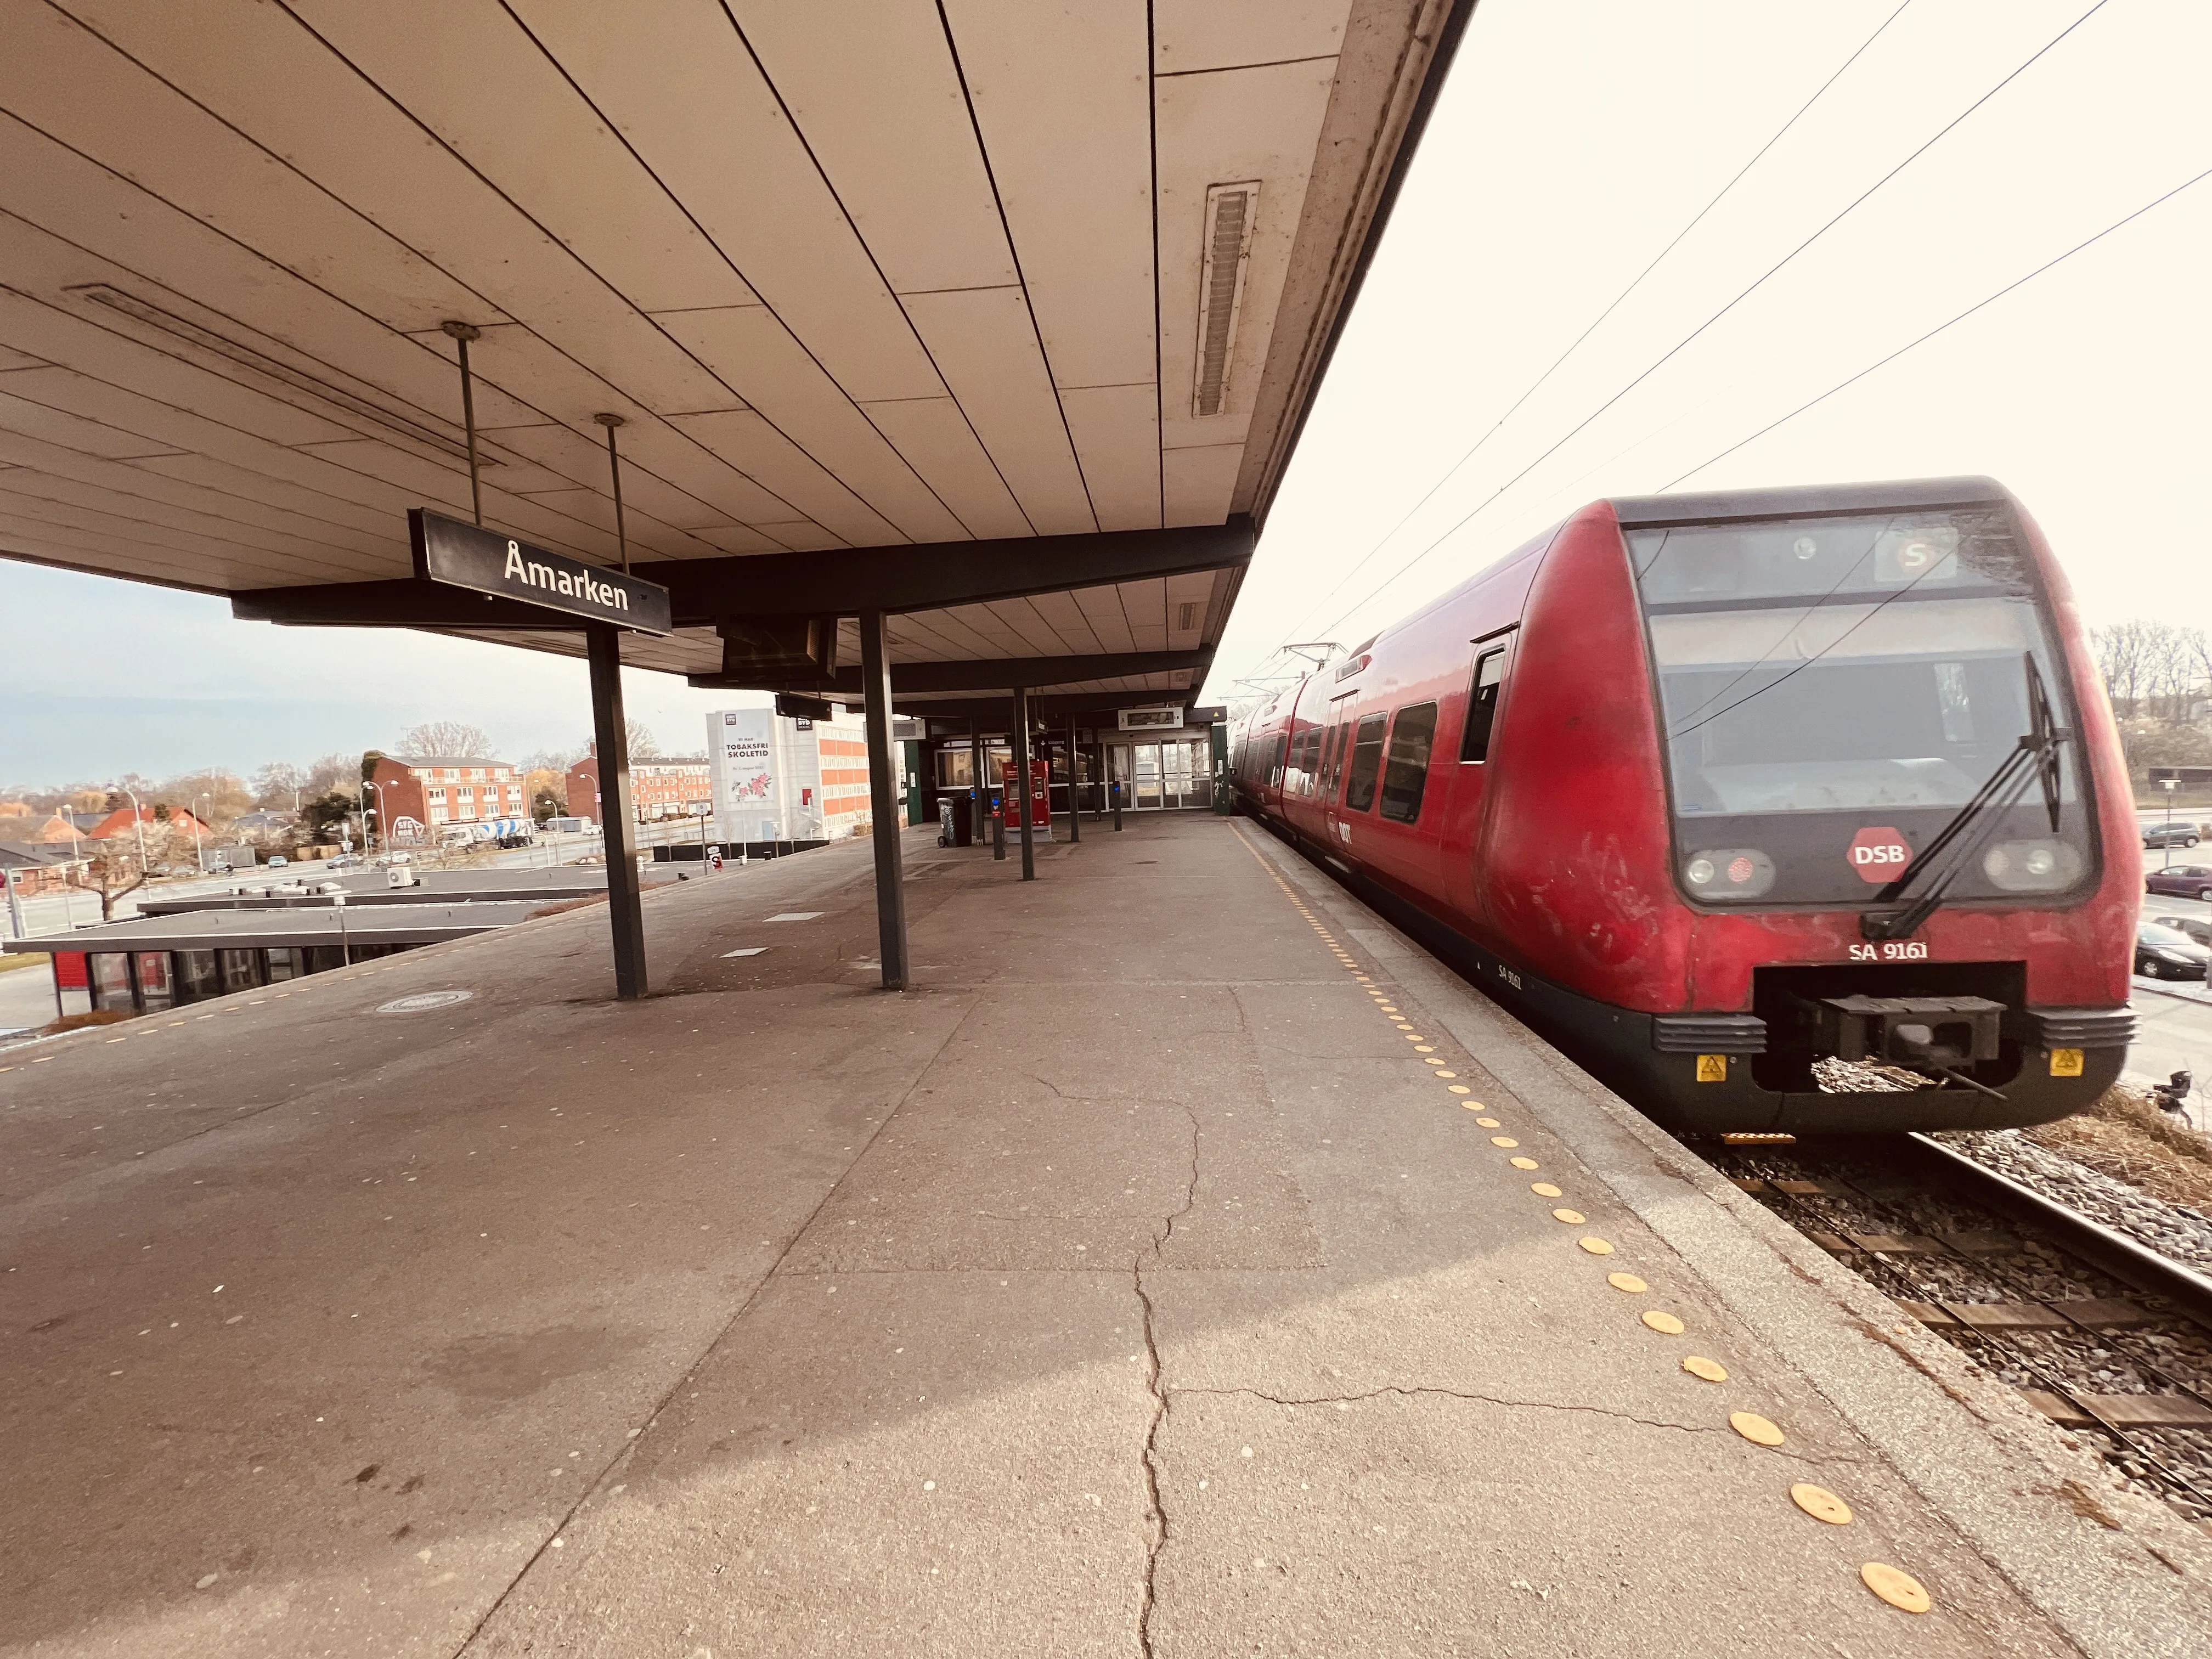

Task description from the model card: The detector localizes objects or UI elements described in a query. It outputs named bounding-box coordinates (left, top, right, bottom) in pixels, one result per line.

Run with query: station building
left=707, top=707, right=881, bottom=845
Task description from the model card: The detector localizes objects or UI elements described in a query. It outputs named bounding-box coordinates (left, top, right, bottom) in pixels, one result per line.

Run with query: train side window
left=1379, top=703, right=1439, bottom=823
left=1460, top=646, right=1509, bottom=762
left=1342, top=714, right=1389, bottom=811
left=1268, top=732, right=1288, bottom=788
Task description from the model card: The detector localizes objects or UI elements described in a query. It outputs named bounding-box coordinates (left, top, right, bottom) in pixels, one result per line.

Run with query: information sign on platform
left=409, top=509, right=673, bottom=635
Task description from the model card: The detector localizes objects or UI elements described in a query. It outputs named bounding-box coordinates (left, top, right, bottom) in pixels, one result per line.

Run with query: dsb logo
left=1848, top=826, right=1912, bottom=883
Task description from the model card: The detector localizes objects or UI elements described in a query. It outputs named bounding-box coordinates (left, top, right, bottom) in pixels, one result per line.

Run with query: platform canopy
left=0, top=1, right=1468, bottom=707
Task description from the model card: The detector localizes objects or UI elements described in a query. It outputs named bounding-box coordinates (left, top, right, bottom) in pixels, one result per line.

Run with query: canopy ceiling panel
left=0, top=0, right=1469, bottom=686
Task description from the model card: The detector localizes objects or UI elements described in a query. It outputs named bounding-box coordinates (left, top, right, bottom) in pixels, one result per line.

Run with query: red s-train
left=1233, top=478, right=2136, bottom=1134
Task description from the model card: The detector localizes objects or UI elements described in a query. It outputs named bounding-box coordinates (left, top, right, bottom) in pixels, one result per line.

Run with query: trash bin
left=942, top=792, right=974, bottom=847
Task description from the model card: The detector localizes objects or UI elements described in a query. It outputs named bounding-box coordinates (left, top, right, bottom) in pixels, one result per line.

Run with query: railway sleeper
left=2019, top=1391, right=2212, bottom=1429
left=1898, top=1297, right=2158, bottom=1331
left=1803, top=1228, right=2017, bottom=1256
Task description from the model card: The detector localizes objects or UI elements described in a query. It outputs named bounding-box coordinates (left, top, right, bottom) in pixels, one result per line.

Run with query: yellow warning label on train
left=1695, top=1054, right=1728, bottom=1083
left=2049, top=1048, right=2084, bottom=1077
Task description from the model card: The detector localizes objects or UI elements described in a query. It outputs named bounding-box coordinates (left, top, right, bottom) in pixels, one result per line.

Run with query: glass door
left=1163, top=741, right=1201, bottom=806
left=1133, top=744, right=1163, bottom=806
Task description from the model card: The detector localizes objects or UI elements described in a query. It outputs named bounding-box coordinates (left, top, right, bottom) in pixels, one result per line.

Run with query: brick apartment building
left=368, top=755, right=526, bottom=840
left=565, top=746, right=712, bottom=826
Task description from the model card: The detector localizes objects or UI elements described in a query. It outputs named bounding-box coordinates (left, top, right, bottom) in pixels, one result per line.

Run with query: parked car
left=326, top=854, right=361, bottom=870
left=2143, top=821, right=2202, bottom=848
left=2145, top=863, right=2212, bottom=900
left=2152, top=913, right=2212, bottom=947
left=266, top=854, right=289, bottom=868
left=2136, top=920, right=2212, bottom=980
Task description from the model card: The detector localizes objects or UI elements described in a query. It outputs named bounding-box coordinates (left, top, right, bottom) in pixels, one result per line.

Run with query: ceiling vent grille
left=1192, top=182, right=1259, bottom=419
left=1176, top=601, right=1200, bottom=632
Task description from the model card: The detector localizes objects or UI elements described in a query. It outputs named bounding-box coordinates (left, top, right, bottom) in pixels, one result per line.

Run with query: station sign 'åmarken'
left=409, top=508, right=673, bottom=636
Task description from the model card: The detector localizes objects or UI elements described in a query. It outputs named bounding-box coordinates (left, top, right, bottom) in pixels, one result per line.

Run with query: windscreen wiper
left=1861, top=653, right=2067, bottom=942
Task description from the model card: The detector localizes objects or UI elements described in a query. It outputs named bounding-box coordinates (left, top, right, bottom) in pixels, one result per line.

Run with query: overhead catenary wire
left=1275, top=0, right=1918, bottom=647
left=1661, top=160, right=2212, bottom=490
left=1644, top=161, right=2212, bottom=753
left=1297, top=0, right=2114, bottom=651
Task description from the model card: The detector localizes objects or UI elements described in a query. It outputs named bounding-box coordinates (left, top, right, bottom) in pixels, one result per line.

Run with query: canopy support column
left=1012, top=686, right=1035, bottom=882
left=585, top=622, right=647, bottom=1000
left=860, top=610, right=911, bottom=989
left=1065, top=712, right=1080, bottom=843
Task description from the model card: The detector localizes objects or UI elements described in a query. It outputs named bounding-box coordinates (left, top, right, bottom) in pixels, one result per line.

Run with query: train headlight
left=1683, top=848, right=1775, bottom=901
left=1982, top=839, right=2083, bottom=892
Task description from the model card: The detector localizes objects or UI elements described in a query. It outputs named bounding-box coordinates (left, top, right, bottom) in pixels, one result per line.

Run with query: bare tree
left=397, top=721, right=496, bottom=759
left=625, top=718, right=662, bottom=759
left=302, top=753, right=360, bottom=799
left=158, top=769, right=252, bottom=826
left=251, top=760, right=306, bottom=808
left=2092, top=622, right=2151, bottom=718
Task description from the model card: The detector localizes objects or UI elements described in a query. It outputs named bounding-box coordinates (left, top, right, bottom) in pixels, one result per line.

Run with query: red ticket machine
left=1000, top=757, right=1053, bottom=838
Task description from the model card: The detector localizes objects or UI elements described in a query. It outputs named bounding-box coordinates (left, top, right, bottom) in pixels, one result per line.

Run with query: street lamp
left=366, top=780, right=394, bottom=855
left=194, top=791, right=210, bottom=872
left=2164, top=775, right=2180, bottom=869
left=113, top=782, right=149, bottom=879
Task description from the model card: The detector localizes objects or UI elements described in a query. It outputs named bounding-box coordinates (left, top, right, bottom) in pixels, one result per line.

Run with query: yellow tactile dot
left=1424, top=1057, right=1448, bottom=1066
left=1378, top=1003, right=1398, bottom=1010
left=1859, top=1563, right=1930, bottom=1613
left=1402, top=1034, right=1425, bottom=1042
left=1606, top=1271, right=1647, bottom=1293
left=1640, top=1310, right=1685, bottom=1335
left=1474, top=1116, right=1500, bottom=1127
left=1681, top=1356, right=1728, bottom=1383
left=1434, top=1070, right=1457, bottom=1079
left=1578, top=1237, right=1614, bottom=1256
left=1490, top=1136, right=1519, bottom=1148
left=1510, top=1155, right=1539, bottom=1170
left=1447, top=1085, right=1473, bottom=1094
left=1791, top=1483, right=1852, bottom=1525
left=1729, top=1412, right=1785, bottom=1447
left=1414, top=1046, right=1436, bottom=1054
left=1551, top=1207, right=1586, bottom=1224
left=1531, top=1182, right=1563, bottom=1197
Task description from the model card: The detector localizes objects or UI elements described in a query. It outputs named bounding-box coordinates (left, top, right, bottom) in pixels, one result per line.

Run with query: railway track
left=1706, top=1131, right=2212, bottom=1528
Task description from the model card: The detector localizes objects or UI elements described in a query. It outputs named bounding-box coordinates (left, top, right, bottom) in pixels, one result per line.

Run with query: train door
left=1319, top=691, right=1359, bottom=849
left=1437, top=628, right=1517, bottom=921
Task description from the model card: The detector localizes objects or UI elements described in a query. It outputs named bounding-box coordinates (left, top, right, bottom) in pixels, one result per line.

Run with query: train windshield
left=1628, top=507, right=2095, bottom=907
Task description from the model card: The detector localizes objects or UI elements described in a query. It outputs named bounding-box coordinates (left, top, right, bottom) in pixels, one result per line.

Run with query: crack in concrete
left=1132, top=1099, right=1201, bottom=1659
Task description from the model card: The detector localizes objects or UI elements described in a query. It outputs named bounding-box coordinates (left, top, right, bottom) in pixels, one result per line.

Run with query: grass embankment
left=2028, top=1085, right=2212, bottom=1215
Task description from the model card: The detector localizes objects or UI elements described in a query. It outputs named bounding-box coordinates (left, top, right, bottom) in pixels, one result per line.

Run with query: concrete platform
left=2, top=814, right=2208, bottom=1657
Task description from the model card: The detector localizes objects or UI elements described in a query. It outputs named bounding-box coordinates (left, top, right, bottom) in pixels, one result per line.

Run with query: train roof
left=1607, top=476, right=2011, bottom=530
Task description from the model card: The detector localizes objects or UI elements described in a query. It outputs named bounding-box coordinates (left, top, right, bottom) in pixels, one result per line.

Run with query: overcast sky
left=3, top=0, right=2205, bottom=787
